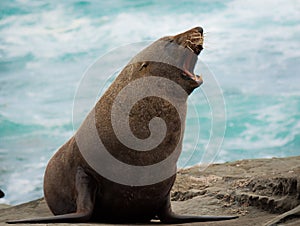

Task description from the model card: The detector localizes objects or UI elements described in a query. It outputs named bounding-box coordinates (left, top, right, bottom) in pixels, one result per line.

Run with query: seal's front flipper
left=6, top=212, right=93, bottom=224
left=7, top=167, right=96, bottom=224
left=158, top=196, right=238, bottom=224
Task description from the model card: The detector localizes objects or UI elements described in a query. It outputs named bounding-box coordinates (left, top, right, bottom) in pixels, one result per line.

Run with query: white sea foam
left=1, top=1, right=299, bottom=102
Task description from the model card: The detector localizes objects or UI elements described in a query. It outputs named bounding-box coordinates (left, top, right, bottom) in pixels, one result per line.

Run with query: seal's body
left=7, top=27, right=237, bottom=224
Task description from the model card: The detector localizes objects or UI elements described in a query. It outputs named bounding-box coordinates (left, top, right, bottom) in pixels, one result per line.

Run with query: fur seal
left=7, top=27, right=238, bottom=224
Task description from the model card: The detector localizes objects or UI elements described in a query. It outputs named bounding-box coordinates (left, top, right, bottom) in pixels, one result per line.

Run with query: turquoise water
left=1, top=0, right=300, bottom=204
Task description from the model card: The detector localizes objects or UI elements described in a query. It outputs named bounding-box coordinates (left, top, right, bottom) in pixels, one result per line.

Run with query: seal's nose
left=195, top=27, right=203, bottom=35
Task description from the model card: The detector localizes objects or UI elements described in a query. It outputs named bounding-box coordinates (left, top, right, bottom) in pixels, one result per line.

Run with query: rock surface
left=1, top=156, right=300, bottom=226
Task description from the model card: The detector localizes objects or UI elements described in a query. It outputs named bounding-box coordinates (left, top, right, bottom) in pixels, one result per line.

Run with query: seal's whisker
left=202, top=44, right=215, bottom=50
left=190, top=35, right=202, bottom=39
left=190, top=38, right=202, bottom=43
left=203, top=31, right=211, bottom=36
left=190, top=38, right=202, bottom=42
left=185, top=40, right=194, bottom=45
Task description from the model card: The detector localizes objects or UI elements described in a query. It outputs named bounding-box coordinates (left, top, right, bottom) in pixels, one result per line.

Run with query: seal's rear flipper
left=158, top=196, right=238, bottom=224
left=7, top=167, right=96, bottom=224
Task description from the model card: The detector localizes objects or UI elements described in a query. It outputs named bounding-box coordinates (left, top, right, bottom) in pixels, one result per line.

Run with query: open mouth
left=181, top=28, right=204, bottom=85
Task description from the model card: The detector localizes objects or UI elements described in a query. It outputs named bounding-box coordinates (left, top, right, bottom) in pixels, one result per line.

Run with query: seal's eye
left=139, top=62, right=148, bottom=71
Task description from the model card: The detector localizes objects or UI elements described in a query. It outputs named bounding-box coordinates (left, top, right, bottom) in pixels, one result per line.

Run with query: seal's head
left=131, top=27, right=204, bottom=95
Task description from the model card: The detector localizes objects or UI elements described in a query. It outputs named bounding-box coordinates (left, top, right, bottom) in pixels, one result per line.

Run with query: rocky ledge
left=1, top=156, right=300, bottom=226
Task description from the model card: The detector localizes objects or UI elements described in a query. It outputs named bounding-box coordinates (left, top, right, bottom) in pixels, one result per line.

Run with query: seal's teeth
left=186, top=45, right=194, bottom=53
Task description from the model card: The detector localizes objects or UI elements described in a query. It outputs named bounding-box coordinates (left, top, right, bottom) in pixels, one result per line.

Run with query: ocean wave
left=0, top=114, right=43, bottom=137
left=222, top=94, right=300, bottom=157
